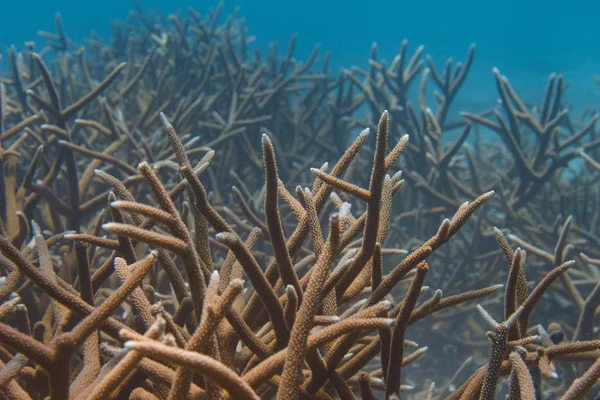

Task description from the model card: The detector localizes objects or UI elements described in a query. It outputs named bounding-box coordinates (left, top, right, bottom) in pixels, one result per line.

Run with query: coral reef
left=0, top=3, right=600, bottom=399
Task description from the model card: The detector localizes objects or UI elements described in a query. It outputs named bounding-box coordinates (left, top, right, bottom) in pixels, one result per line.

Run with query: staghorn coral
left=1, top=3, right=600, bottom=400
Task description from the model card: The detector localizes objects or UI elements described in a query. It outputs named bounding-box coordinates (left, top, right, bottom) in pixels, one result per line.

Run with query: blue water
left=2, top=0, right=599, bottom=111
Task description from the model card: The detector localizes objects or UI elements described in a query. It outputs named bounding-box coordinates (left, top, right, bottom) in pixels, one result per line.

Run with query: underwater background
left=2, top=0, right=600, bottom=111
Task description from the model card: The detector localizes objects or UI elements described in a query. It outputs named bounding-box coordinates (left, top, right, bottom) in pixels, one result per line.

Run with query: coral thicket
left=0, top=3, right=600, bottom=399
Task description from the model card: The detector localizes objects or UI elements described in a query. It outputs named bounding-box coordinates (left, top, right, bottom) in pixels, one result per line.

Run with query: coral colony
left=1, top=3, right=600, bottom=399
